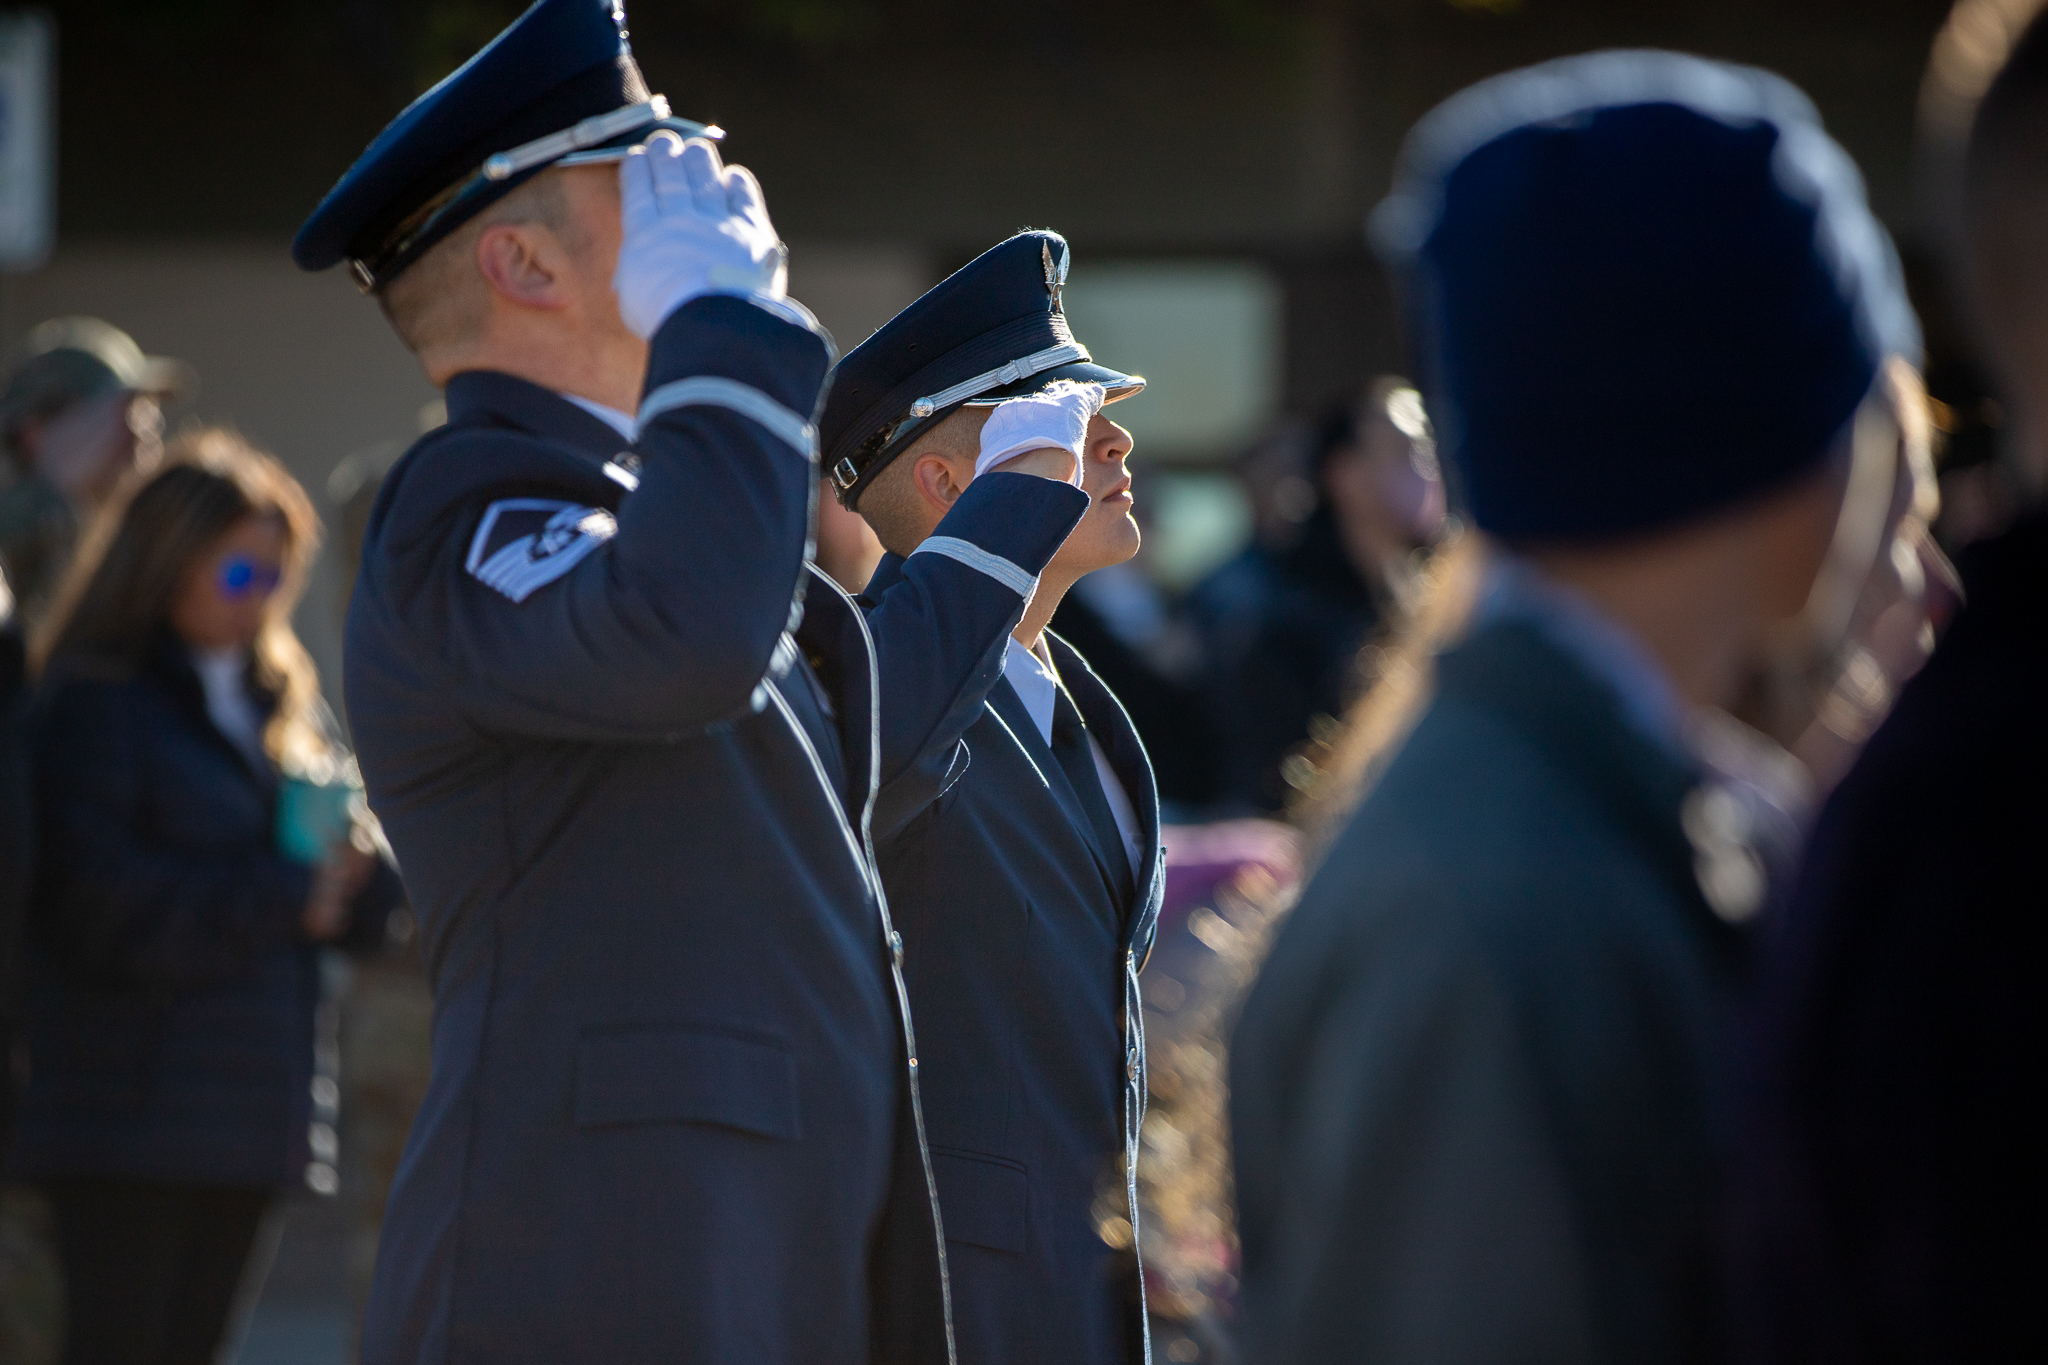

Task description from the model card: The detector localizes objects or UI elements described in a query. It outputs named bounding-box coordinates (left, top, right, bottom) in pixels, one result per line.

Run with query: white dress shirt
left=560, top=393, right=637, bottom=443
left=191, top=645, right=267, bottom=769
left=1002, top=636, right=1144, bottom=882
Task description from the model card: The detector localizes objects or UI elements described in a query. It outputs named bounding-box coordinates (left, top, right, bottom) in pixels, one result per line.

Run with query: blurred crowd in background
left=2, top=0, right=2046, bottom=1363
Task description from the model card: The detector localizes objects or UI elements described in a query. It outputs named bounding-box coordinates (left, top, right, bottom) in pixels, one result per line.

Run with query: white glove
left=613, top=134, right=789, bottom=340
left=973, top=380, right=1105, bottom=485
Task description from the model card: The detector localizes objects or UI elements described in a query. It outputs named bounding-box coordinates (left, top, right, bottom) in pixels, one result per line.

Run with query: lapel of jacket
left=444, top=370, right=635, bottom=465
left=794, top=563, right=878, bottom=823
left=985, top=676, right=1128, bottom=907
left=1047, top=631, right=1164, bottom=948
left=1435, top=619, right=1744, bottom=966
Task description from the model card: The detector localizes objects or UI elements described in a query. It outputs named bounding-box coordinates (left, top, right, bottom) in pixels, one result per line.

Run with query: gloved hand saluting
left=973, top=380, right=1106, bottom=487
left=613, top=133, right=789, bottom=339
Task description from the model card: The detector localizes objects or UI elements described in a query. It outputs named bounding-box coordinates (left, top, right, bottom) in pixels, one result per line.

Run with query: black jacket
left=0, top=573, right=26, bottom=1154
left=1231, top=619, right=1742, bottom=1365
left=1741, top=508, right=2048, bottom=1363
left=344, top=297, right=949, bottom=1365
left=10, top=635, right=399, bottom=1189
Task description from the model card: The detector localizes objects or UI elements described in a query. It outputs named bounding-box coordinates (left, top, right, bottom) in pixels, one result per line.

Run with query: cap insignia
left=1043, top=241, right=1067, bottom=313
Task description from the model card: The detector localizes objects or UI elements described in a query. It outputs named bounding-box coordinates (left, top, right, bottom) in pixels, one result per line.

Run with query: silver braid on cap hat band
left=482, top=96, right=673, bottom=180
left=830, top=340, right=1094, bottom=501
left=905, top=341, right=1091, bottom=418
left=346, top=96, right=722, bottom=293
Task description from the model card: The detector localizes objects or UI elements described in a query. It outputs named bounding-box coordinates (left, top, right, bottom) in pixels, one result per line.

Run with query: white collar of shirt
left=1003, top=636, right=1061, bottom=745
left=191, top=645, right=267, bottom=767
left=1000, top=635, right=1145, bottom=881
left=559, top=393, right=637, bottom=443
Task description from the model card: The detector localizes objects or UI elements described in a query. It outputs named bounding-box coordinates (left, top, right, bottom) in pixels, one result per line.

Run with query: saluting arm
left=432, top=295, right=829, bottom=742
left=864, top=469, right=1088, bottom=839
left=427, top=136, right=834, bottom=742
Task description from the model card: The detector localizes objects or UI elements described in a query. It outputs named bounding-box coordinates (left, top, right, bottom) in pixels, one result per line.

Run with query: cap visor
left=964, top=360, right=1145, bottom=405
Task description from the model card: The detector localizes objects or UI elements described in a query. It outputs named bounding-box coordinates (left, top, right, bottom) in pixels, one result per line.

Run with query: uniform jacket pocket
left=575, top=1025, right=800, bottom=1141
left=933, top=1147, right=1028, bottom=1254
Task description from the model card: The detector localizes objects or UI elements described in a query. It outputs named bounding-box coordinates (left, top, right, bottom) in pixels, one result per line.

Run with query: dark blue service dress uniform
left=855, top=477, right=1166, bottom=1365
left=344, top=297, right=942, bottom=1365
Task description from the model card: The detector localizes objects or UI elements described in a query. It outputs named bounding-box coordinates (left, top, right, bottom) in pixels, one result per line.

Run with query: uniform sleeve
left=32, top=685, right=315, bottom=992
left=1231, top=897, right=1598, bottom=1365
left=406, top=296, right=835, bottom=742
left=862, top=471, right=1088, bottom=841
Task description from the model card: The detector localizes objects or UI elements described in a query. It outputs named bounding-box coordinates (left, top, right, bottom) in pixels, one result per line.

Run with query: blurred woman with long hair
left=11, top=428, right=400, bottom=1365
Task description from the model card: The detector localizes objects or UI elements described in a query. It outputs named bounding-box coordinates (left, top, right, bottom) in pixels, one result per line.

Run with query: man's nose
left=1090, top=418, right=1133, bottom=462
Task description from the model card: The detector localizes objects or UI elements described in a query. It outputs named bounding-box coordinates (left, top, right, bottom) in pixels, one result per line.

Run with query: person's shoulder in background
left=1743, top=508, right=2048, bottom=1363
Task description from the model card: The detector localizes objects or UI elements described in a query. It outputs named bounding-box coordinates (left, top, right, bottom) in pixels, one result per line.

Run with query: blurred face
left=1047, top=410, right=1141, bottom=576
left=29, top=389, right=164, bottom=506
left=1323, top=406, right=1445, bottom=567
left=168, top=514, right=287, bottom=652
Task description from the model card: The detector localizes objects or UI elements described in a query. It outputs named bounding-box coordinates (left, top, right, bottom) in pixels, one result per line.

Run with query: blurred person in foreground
left=10, top=429, right=401, bottom=1365
left=821, top=230, right=1160, bottom=1364
left=291, top=1, right=948, bottom=1359
left=1198, top=380, right=1445, bottom=814
left=1742, top=7, right=2048, bottom=1359
left=1228, top=51, right=1921, bottom=1364
left=0, top=319, right=187, bottom=629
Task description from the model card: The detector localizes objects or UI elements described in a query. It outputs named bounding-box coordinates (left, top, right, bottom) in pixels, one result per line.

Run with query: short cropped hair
left=854, top=407, right=984, bottom=556
left=378, top=170, right=583, bottom=357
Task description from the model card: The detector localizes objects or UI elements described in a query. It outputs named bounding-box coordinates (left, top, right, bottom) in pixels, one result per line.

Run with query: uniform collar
left=443, top=370, right=633, bottom=460
left=559, top=392, right=637, bottom=442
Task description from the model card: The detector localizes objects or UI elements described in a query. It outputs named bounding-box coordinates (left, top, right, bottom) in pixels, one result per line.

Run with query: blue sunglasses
left=219, top=556, right=283, bottom=599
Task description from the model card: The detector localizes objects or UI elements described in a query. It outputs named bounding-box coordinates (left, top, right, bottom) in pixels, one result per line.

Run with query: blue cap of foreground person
left=1370, top=50, right=1921, bottom=543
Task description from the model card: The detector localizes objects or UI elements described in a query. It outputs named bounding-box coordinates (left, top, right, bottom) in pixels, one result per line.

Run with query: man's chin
left=1046, top=513, right=1141, bottom=577
left=1099, top=513, right=1142, bottom=569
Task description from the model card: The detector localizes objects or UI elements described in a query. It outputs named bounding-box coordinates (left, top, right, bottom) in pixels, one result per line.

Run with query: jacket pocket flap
left=576, top=1026, right=800, bottom=1141
left=933, top=1149, right=1028, bottom=1254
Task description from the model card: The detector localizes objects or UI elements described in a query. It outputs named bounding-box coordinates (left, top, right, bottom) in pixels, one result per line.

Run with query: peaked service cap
left=819, top=231, right=1144, bottom=509
left=1370, top=50, right=1921, bottom=543
left=293, top=0, right=718, bottom=293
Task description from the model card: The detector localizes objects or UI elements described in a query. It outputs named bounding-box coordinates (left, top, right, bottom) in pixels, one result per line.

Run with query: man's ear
left=910, top=450, right=971, bottom=518
left=475, top=222, right=568, bottom=311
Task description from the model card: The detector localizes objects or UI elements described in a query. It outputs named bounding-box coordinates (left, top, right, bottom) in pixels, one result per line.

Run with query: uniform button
left=888, top=930, right=904, bottom=964
left=1126, top=1053, right=1140, bottom=1082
